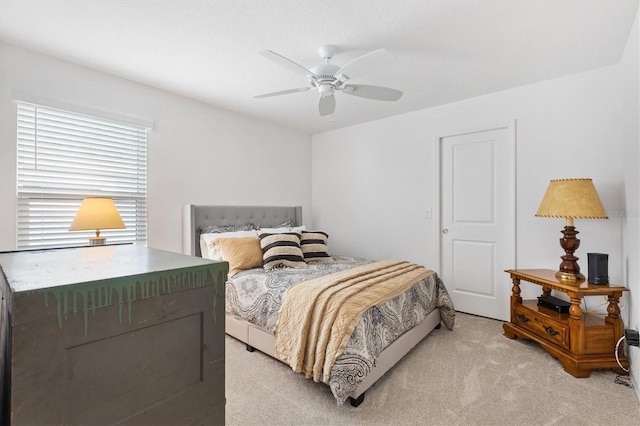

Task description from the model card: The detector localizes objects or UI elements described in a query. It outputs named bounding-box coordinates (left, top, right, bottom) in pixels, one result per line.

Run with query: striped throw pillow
left=300, top=230, right=332, bottom=263
left=259, top=232, right=306, bottom=271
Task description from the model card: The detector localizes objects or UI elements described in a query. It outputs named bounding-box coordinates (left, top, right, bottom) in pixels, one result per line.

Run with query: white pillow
left=258, top=227, right=291, bottom=234
left=200, top=230, right=258, bottom=260
left=259, top=225, right=306, bottom=233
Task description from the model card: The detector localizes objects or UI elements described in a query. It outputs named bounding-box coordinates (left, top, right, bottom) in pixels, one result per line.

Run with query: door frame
left=433, top=121, right=518, bottom=289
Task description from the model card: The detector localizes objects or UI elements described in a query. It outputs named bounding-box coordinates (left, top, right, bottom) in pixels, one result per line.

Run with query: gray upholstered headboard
left=182, top=205, right=303, bottom=257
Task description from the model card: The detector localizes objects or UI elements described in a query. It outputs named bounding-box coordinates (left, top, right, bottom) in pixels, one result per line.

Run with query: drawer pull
left=544, top=325, right=559, bottom=336
left=517, top=314, right=530, bottom=323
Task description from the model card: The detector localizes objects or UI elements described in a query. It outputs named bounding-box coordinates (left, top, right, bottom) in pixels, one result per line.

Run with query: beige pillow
left=200, top=230, right=258, bottom=260
left=212, top=236, right=263, bottom=276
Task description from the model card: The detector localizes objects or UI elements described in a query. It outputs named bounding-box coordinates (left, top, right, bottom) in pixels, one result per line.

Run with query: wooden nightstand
left=503, top=269, right=629, bottom=377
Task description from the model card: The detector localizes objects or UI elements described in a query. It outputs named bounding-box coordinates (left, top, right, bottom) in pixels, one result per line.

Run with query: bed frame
left=182, top=204, right=442, bottom=406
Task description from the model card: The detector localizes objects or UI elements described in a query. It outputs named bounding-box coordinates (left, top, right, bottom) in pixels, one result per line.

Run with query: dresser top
left=0, top=245, right=219, bottom=293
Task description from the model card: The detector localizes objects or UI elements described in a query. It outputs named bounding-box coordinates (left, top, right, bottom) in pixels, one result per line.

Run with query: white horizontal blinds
left=17, top=102, right=148, bottom=249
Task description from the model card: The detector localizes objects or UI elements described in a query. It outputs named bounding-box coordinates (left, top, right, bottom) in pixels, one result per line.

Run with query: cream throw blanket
left=274, top=260, right=433, bottom=383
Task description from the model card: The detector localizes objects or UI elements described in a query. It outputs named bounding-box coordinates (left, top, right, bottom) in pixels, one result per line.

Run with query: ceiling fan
left=254, top=45, right=403, bottom=117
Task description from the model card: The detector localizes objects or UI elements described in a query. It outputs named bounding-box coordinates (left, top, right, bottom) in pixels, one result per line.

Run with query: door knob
left=442, top=228, right=449, bottom=234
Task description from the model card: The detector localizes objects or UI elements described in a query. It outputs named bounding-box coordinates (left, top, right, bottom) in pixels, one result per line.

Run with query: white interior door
left=438, top=125, right=515, bottom=321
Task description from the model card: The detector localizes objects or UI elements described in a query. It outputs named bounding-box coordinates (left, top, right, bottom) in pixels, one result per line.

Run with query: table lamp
left=69, top=197, right=126, bottom=245
left=535, top=178, right=607, bottom=281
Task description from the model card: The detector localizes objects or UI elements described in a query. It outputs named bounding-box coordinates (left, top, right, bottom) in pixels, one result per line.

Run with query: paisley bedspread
left=225, top=257, right=455, bottom=404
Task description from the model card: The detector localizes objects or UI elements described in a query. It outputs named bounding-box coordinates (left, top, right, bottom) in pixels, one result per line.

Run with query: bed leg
left=349, top=392, right=365, bottom=407
left=246, top=344, right=255, bottom=352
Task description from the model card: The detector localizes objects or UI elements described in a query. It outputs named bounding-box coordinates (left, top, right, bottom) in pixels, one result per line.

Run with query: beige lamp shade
left=535, top=178, right=607, bottom=226
left=69, top=197, right=126, bottom=245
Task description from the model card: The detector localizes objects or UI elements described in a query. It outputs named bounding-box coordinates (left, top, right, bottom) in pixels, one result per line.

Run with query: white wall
left=622, top=11, right=640, bottom=399
left=312, top=12, right=639, bottom=344
left=0, top=42, right=312, bottom=254
left=312, top=63, right=630, bottom=273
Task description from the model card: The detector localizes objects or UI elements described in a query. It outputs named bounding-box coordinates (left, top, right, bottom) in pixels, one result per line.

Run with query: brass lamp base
left=555, top=270, right=585, bottom=282
left=89, top=236, right=106, bottom=246
left=89, top=229, right=106, bottom=246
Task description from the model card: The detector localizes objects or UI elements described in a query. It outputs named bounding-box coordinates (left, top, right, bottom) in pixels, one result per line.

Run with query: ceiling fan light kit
left=255, top=44, right=403, bottom=116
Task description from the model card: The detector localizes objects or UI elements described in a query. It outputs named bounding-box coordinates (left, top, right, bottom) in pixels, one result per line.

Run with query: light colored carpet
left=225, top=312, right=640, bottom=425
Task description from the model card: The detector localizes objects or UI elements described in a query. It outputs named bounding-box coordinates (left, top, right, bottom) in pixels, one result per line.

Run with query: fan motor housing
left=310, top=63, right=340, bottom=78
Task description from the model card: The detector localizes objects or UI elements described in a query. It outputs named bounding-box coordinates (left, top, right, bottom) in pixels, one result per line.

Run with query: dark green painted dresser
left=0, top=244, right=228, bottom=425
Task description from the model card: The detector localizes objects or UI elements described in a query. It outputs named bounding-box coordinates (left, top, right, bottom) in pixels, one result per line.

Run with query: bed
left=182, top=204, right=455, bottom=406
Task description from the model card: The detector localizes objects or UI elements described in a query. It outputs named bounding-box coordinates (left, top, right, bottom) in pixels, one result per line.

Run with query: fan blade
left=335, top=49, right=396, bottom=80
left=253, top=87, right=310, bottom=98
left=318, top=95, right=336, bottom=116
left=343, top=84, right=403, bottom=101
left=259, top=50, right=316, bottom=77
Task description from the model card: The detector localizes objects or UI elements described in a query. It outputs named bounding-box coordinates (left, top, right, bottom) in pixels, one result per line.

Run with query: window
left=17, top=102, right=148, bottom=249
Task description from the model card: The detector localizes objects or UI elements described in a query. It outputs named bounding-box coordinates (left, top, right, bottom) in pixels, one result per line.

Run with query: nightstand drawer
left=513, top=304, right=570, bottom=350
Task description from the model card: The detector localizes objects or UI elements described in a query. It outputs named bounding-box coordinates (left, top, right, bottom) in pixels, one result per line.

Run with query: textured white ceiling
left=0, top=0, right=637, bottom=134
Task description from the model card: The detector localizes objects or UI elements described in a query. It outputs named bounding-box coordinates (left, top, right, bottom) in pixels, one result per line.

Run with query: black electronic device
left=587, top=252, right=609, bottom=284
left=537, top=295, right=570, bottom=313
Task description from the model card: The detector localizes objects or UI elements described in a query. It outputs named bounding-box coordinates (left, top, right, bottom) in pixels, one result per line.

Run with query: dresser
left=503, top=269, right=629, bottom=378
left=0, top=245, right=228, bottom=425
